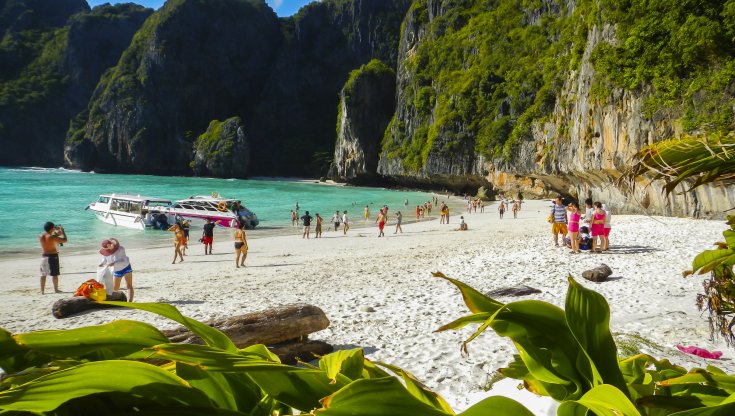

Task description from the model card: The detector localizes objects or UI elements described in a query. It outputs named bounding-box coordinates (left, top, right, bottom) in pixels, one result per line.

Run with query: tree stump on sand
left=161, top=303, right=332, bottom=364
left=52, top=292, right=128, bottom=318
left=582, top=264, right=613, bottom=282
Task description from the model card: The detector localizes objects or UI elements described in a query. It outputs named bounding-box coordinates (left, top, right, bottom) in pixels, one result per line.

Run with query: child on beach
left=458, top=216, right=468, bottom=231
left=602, top=204, right=612, bottom=251
left=98, top=238, right=134, bottom=301
left=590, top=202, right=606, bottom=254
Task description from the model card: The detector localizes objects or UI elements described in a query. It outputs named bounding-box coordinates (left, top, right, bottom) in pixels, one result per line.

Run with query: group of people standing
left=549, top=196, right=612, bottom=254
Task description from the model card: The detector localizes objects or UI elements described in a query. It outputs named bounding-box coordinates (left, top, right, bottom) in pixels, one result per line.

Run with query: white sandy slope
left=1, top=199, right=733, bottom=414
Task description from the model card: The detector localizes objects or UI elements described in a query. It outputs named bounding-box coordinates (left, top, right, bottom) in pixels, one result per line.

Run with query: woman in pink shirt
left=566, top=202, right=581, bottom=253
left=590, top=202, right=606, bottom=254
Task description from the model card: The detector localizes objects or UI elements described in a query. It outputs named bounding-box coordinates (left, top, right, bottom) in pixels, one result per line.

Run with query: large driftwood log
left=52, top=292, right=128, bottom=318
left=270, top=339, right=333, bottom=364
left=161, top=303, right=330, bottom=347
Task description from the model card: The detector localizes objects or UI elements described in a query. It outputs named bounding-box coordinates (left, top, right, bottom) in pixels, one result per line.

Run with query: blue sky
left=87, top=0, right=315, bottom=17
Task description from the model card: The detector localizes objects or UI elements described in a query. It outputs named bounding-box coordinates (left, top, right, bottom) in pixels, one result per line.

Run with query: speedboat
left=162, top=196, right=259, bottom=229
left=87, top=194, right=172, bottom=230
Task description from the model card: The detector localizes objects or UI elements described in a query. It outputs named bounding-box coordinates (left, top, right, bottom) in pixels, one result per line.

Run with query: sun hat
left=99, top=238, right=120, bottom=256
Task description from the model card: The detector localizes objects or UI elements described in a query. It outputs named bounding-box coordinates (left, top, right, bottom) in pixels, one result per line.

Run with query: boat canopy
left=99, top=194, right=172, bottom=204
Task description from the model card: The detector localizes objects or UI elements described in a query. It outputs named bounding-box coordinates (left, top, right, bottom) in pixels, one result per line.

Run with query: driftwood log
left=161, top=303, right=332, bottom=364
left=52, top=292, right=128, bottom=318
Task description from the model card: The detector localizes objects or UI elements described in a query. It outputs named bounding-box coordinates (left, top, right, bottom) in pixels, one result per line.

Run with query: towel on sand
left=676, top=344, right=723, bottom=359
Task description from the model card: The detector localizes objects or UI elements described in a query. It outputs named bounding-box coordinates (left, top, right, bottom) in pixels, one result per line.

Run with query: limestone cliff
left=192, top=117, right=249, bottom=178
left=330, top=59, right=395, bottom=182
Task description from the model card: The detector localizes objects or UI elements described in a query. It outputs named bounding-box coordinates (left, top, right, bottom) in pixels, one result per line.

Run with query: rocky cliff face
left=65, top=0, right=280, bottom=174
left=330, top=59, right=395, bottom=182
left=192, top=117, right=249, bottom=178
left=0, top=1, right=151, bottom=166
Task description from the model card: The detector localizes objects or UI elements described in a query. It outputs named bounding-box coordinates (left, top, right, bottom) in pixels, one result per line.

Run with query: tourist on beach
left=301, top=211, right=313, bottom=239
left=234, top=222, right=248, bottom=267
left=181, top=219, right=190, bottom=256
left=315, top=213, right=323, bottom=238
left=168, top=223, right=185, bottom=264
left=376, top=208, right=386, bottom=237
left=602, top=204, right=612, bottom=251
left=98, top=238, right=134, bottom=302
left=590, top=202, right=606, bottom=254
left=498, top=201, right=506, bottom=219
left=439, top=203, right=446, bottom=223
left=342, top=210, right=350, bottom=234
left=395, top=211, right=403, bottom=234
left=404, top=198, right=409, bottom=206
left=39, top=222, right=66, bottom=294
left=202, top=218, right=214, bottom=255
left=466, top=200, right=472, bottom=213
left=416, top=205, right=421, bottom=220
left=364, top=205, right=370, bottom=221
left=512, top=200, right=520, bottom=219
left=291, top=210, right=298, bottom=227
left=427, top=201, right=432, bottom=215
left=480, top=200, right=485, bottom=213
left=459, top=216, right=468, bottom=231
left=566, top=202, right=581, bottom=254
left=550, top=196, right=568, bottom=247
left=295, top=201, right=300, bottom=213
left=331, top=211, right=341, bottom=231
left=583, top=198, right=594, bottom=226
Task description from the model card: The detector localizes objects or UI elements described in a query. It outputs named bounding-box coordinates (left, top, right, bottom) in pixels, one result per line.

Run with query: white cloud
left=272, top=0, right=284, bottom=9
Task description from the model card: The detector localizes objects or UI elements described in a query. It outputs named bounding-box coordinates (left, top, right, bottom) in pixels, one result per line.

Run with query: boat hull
left=89, top=207, right=146, bottom=230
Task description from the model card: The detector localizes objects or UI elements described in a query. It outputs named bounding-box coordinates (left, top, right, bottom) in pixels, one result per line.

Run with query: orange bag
left=74, top=279, right=107, bottom=301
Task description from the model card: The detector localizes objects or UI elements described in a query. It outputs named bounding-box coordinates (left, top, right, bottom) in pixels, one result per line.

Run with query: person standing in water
left=202, top=218, right=214, bottom=255
left=394, top=211, right=403, bottom=234
left=301, top=211, right=313, bottom=239
left=364, top=205, right=370, bottom=221
left=315, top=213, right=323, bottom=238
left=331, top=210, right=341, bottom=231
left=39, top=222, right=66, bottom=294
left=234, top=223, right=248, bottom=267
left=98, top=238, right=134, bottom=301
left=291, top=210, right=298, bottom=227
left=342, top=210, right=350, bottom=234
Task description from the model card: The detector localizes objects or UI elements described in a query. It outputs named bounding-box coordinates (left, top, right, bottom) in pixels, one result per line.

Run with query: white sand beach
left=0, top=198, right=732, bottom=414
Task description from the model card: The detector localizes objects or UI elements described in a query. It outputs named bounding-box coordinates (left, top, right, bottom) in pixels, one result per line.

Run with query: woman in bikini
left=590, top=202, right=606, bottom=254
left=566, top=202, right=581, bottom=253
left=167, top=223, right=185, bottom=264
left=234, top=222, right=248, bottom=267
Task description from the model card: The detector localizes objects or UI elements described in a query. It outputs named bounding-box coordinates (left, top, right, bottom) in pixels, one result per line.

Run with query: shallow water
left=0, top=167, right=434, bottom=257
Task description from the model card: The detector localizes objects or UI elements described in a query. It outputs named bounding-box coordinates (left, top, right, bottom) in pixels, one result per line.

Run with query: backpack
left=74, top=279, right=107, bottom=301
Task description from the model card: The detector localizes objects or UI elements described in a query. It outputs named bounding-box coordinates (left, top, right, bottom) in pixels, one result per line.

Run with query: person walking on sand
left=98, top=238, right=134, bottom=301
left=590, top=202, right=606, bottom=254
left=364, top=205, right=370, bottom=221
left=583, top=198, right=594, bottom=226
left=315, top=213, right=323, bottom=238
left=550, top=196, right=568, bottom=247
left=394, top=211, right=403, bottom=234
left=39, top=222, right=66, bottom=294
left=498, top=201, right=506, bottom=219
left=376, top=208, right=386, bottom=237
left=202, top=218, right=214, bottom=255
left=512, top=200, right=520, bottom=219
left=566, top=202, right=581, bottom=254
left=301, top=211, right=313, bottom=239
left=342, top=210, right=350, bottom=234
left=234, top=223, right=248, bottom=267
left=331, top=210, right=341, bottom=231
left=168, top=223, right=185, bottom=264
left=181, top=219, right=190, bottom=256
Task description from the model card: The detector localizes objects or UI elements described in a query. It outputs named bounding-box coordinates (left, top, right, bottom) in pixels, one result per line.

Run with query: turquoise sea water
left=0, top=167, right=432, bottom=257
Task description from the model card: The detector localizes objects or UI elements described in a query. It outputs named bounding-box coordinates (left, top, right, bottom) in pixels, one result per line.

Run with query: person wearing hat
left=98, top=238, right=134, bottom=302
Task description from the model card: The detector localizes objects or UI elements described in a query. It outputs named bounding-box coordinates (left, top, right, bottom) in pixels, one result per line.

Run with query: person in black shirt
left=301, top=211, right=313, bottom=239
left=202, top=218, right=215, bottom=255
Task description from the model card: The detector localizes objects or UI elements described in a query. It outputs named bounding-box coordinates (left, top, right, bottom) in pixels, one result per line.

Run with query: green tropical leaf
left=458, top=395, right=536, bottom=416
left=125, top=343, right=291, bottom=372
left=175, top=363, right=240, bottom=411
left=314, top=377, right=451, bottom=415
left=435, top=312, right=495, bottom=332
left=433, top=272, right=504, bottom=313
left=668, top=402, right=735, bottom=416
left=0, top=360, right=214, bottom=412
left=565, top=277, right=628, bottom=395
left=318, top=348, right=365, bottom=383
left=101, top=301, right=237, bottom=352
left=557, top=384, right=641, bottom=416
left=691, top=248, right=735, bottom=275
left=658, top=371, right=735, bottom=393
left=375, top=361, right=454, bottom=414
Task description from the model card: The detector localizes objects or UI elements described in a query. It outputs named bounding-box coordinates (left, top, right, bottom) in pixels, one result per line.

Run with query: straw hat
left=99, top=238, right=120, bottom=256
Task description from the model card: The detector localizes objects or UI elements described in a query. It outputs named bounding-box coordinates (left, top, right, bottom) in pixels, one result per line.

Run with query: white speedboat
left=162, top=196, right=259, bottom=229
left=87, top=194, right=172, bottom=230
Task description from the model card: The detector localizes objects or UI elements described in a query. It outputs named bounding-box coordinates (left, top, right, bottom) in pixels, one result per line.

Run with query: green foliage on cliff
left=386, top=0, right=593, bottom=171
left=194, top=118, right=239, bottom=160
left=343, top=59, right=395, bottom=100
left=591, top=0, right=735, bottom=133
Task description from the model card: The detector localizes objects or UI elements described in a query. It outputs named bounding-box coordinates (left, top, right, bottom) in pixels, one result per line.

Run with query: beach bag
left=74, top=279, right=107, bottom=301
left=96, top=267, right=114, bottom=295
left=547, top=214, right=553, bottom=224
